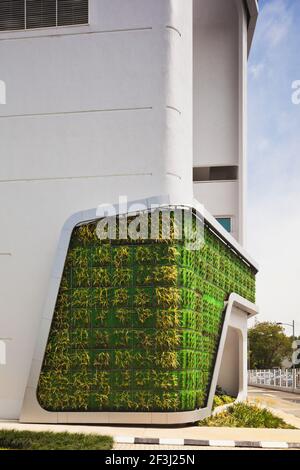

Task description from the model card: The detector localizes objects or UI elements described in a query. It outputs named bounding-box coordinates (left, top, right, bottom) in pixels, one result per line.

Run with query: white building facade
left=0, top=0, right=258, bottom=422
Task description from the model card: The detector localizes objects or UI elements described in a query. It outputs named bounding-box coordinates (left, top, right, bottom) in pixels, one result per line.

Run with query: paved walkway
left=1, top=389, right=300, bottom=450
left=248, top=386, right=300, bottom=428
left=1, top=418, right=300, bottom=448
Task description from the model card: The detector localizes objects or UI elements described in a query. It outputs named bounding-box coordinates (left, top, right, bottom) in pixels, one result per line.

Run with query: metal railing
left=248, top=369, right=300, bottom=392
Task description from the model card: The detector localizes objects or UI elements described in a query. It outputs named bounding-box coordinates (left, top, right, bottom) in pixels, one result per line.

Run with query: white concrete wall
left=194, top=181, right=239, bottom=241
left=0, top=0, right=193, bottom=419
left=218, top=307, right=249, bottom=400
left=193, top=0, right=248, bottom=244
left=0, top=0, right=253, bottom=420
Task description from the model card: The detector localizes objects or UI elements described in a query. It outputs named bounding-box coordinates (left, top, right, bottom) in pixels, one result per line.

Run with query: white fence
left=248, top=369, right=300, bottom=392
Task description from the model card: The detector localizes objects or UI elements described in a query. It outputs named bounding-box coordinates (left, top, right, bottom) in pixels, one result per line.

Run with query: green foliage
left=72, top=308, right=90, bottom=328
left=115, top=351, right=132, bottom=369
left=113, top=268, right=131, bottom=287
left=113, top=288, right=129, bottom=306
left=91, top=245, right=111, bottom=266
left=93, top=352, right=110, bottom=369
left=199, top=402, right=295, bottom=429
left=155, top=287, right=180, bottom=308
left=154, top=352, right=179, bottom=370
left=153, top=371, right=179, bottom=390
left=156, top=330, right=181, bottom=350
left=156, top=310, right=180, bottom=329
left=93, top=330, right=109, bottom=348
left=70, top=329, right=89, bottom=349
left=92, top=268, right=110, bottom=287
left=114, top=329, right=131, bottom=347
left=153, top=266, right=178, bottom=285
left=137, top=308, right=153, bottom=324
left=74, top=350, right=90, bottom=368
left=248, top=322, right=293, bottom=369
left=134, top=288, right=152, bottom=307
left=136, top=246, right=154, bottom=263
left=38, top=211, right=256, bottom=413
left=136, top=330, right=154, bottom=349
left=113, top=247, right=130, bottom=266
left=0, top=429, right=113, bottom=450
left=115, top=308, right=130, bottom=325
left=95, top=309, right=108, bottom=325
left=98, top=288, right=109, bottom=308
left=213, top=394, right=235, bottom=409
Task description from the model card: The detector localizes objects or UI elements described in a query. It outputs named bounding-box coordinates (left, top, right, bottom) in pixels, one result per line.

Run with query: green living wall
left=37, top=209, right=256, bottom=412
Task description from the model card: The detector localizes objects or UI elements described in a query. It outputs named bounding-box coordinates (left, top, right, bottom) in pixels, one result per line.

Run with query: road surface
left=248, top=386, right=300, bottom=420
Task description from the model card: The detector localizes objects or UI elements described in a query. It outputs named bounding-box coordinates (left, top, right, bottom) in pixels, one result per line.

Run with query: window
left=193, top=166, right=238, bottom=182
left=0, top=0, right=88, bottom=31
left=216, top=217, right=232, bottom=233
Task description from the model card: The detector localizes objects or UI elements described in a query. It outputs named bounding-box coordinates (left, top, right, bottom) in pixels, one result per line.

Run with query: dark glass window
left=193, top=166, right=238, bottom=182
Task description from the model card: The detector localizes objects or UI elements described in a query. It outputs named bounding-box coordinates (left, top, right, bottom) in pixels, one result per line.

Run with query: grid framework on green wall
left=37, top=209, right=256, bottom=412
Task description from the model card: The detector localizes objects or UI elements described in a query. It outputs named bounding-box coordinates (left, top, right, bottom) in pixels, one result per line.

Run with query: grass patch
left=0, top=430, right=113, bottom=450
left=199, top=402, right=296, bottom=429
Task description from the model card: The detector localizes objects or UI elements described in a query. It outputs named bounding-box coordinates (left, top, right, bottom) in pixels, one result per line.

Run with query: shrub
left=199, top=402, right=296, bottom=429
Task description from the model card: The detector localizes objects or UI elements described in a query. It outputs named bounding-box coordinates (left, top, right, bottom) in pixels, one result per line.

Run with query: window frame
left=0, top=0, right=90, bottom=34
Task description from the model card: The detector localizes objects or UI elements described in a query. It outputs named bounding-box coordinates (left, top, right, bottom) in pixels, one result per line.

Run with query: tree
left=248, top=322, right=293, bottom=369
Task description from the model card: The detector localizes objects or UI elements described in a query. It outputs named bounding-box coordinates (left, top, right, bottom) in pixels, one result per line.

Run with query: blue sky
left=247, top=0, right=300, bottom=333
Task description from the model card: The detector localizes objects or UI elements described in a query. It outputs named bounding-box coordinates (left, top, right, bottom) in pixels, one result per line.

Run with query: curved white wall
left=0, top=0, right=193, bottom=419
left=0, top=0, right=251, bottom=420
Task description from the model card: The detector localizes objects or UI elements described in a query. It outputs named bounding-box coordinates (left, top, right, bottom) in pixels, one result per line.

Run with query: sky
left=247, top=0, right=300, bottom=334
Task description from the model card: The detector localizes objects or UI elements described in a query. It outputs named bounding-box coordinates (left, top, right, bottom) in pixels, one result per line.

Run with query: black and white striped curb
left=115, top=436, right=300, bottom=449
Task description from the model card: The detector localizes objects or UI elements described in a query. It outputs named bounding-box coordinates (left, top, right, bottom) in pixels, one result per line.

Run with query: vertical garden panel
left=37, top=209, right=256, bottom=412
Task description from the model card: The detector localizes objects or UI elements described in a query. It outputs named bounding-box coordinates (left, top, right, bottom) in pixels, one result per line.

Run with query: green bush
left=199, top=402, right=295, bottom=429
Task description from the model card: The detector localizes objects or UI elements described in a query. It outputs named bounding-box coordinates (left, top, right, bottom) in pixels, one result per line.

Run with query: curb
left=115, top=436, right=300, bottom=449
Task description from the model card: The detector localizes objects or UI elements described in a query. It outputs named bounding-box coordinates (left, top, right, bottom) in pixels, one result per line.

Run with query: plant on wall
left=37, top=209, right=256, bottom=413
left=93, top=352, right=110, bottom=369
left=115, top=350, right=132, bottom=369
left=113, top=288, right=129, bottom=307
left=133, top=288, right=152, bottom=308
left=95, top=310, right=108, bottom=326
left=113, top=247, right=130, bottom=267
left=113, top=269, right=131, bottom=287
left=93, top=330, right=109, bottom=349
left=137, top=308, right=153, bottom=325
left=115, top=308, right=130, bottom=325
